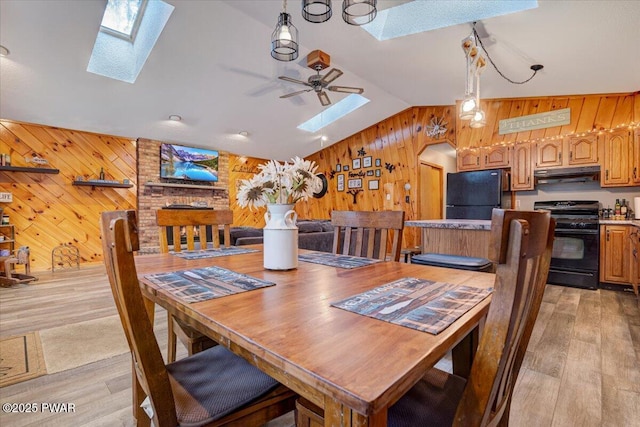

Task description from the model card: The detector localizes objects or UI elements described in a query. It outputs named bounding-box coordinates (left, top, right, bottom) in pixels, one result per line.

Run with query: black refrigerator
left=446, top=169, right=510, bottom=220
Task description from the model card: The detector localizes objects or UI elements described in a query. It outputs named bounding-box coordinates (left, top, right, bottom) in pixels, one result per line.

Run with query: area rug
left=0, top=332, right=47, bottom=387
left=39, top=315, right=129, bottom=374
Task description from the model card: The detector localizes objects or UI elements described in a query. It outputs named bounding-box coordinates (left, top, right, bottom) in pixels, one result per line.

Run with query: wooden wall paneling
left=560, top=97, right=584, bottom=136
left=504, top=99, right=527, bottom=145
left=1, top=120, right=136, bottom=271
left=594, top=96, right=620, bottom=130
left=228, top=154, right=269, bottom=227
left=611, top=94, right=634, bottom=127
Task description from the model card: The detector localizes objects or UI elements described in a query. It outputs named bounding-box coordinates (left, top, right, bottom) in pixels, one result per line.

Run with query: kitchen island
left=405, top=219, right=492, bottom=258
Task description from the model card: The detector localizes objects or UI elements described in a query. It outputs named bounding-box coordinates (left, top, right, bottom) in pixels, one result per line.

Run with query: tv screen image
left=160, top=143, right=219, bottom=182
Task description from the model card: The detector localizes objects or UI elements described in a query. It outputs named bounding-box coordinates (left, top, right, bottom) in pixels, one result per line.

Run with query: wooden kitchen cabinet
left=511, top=142, right=534, bottom=190
left=633, top=128, right=640, bottom=184
left=601, top=128, right=632, bottom=187
left=535, top=140, right=563, bottom=168
left=457, top=148, right=481, bottom=171
left=535, top=134, right=599, bottom=168
left=457, top=146, right=510, bottom=171
left=600, top=224, right=631, bottom=285
left=565, top=133, right=599, bottom=165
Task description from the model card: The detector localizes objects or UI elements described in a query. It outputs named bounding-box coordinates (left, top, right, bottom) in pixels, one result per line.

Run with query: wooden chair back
left=331, top=210, right=405, bottom=261
left=156, top=209, right=233, bottom=253
left=454, top=209, right=554, bottom=426
left=101, top=210, right=179, bottom=426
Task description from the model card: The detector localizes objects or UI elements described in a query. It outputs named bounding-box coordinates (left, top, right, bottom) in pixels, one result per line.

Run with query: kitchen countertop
left=405, top=219, right=492, bottom=230
left=599, top=219, right=640, bottom=228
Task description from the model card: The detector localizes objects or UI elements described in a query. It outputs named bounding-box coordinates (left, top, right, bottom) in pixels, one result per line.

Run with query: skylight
left=87, top=0, right=174, bottom=83
left=297, top=95, right=370, bottom=133
left=363, top=0, right=538, bottom=41
left=101, top=0, right=146, bottom=41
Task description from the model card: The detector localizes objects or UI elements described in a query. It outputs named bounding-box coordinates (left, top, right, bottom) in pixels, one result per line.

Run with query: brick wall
left=136, top=138, right=230, bottom=253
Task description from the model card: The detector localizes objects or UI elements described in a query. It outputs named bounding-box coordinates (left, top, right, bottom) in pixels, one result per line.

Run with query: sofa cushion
left=297, top=221, right=325, bottom=234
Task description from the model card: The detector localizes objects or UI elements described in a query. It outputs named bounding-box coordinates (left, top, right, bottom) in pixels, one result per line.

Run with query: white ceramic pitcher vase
left=263, top=204, right=298, bottom=270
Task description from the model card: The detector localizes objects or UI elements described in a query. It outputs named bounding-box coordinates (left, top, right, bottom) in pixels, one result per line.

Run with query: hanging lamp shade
left=271, top=12, right=299, bottom=61
left=302, top=0, right=332, bottom=23
left=342, top=0, right=377, bottom=25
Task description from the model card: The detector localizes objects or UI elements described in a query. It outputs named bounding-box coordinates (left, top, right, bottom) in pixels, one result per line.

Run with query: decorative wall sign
left=425, top=115, right=448, bottom=138
left=357, top=147, right=366, bottom=157
left=499, top=108, right=570, bottom=135
left=0, top=192, right=12, bottom=202
left=352, top=158, right=361, bottom=169
left=363, top=156, right=372, bottom=168
left=385, top=162, right=396, bottom=173
left=375, top=158, right=381, bottom=167
left=368, top=180, right=379, bottom=190
left=375, top=169, right=381, bottom=177
left=337, top=174, right=345, bottom=191
left=329, top=170, right=336, bottom=179
left=348, top=178, right=362, bottom=189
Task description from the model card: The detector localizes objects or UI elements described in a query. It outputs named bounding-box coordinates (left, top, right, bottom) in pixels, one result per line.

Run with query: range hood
left=534, top=165, right=601, bottom=185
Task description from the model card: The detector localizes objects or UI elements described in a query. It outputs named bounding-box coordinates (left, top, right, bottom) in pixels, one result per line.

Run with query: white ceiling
left=1, top=0, right=639, bottom=160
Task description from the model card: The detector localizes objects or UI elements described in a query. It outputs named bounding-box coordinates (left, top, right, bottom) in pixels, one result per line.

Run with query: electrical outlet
left=405, top=196, right=410, bottom=203
left=516, top=199, right=521, bottom=208
left=386, top=194, right=391, bottom=200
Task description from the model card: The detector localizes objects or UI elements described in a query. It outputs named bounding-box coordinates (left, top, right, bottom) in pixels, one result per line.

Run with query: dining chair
left=156, top=209, right=233, bottom=362
left=296, top=209, right=554, bottom=427
left=101, top=210, right=296, bottom=427
left=331, top=210, right=405, bottom=261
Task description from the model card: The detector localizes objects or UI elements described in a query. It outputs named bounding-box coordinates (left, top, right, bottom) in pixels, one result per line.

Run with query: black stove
left=534, top=200, right=600, bottom=290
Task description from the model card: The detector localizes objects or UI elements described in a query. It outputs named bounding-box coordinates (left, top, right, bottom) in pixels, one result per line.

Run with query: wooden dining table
left=135, top=247, right=494, bottom=427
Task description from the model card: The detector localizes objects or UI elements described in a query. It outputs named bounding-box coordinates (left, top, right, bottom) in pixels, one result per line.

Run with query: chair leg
left=167, top=315, right=177, bottom=363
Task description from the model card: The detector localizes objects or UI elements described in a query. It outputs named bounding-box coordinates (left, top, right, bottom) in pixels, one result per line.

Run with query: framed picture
left=336, top=164, right=342, bottom=172
left=363, top=156, right=372, bottom=168
left=348, top=178, right=362, bottom=189
left=343, top=165, right=349, bottom=172
left=368, top=180, right=379, bottom=190
left=366, top=170, right=374, bottom=176
left=375, top=158, right=381, bottom=167
left=375, top=169, right=381, bottom=177
left=337, top=174, right=345, bottom=191
left=352, top=158, right=361, bottom=169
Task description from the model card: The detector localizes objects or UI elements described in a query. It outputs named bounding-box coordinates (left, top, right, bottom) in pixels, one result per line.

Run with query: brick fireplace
left=136, top=138, right=230, bottom=253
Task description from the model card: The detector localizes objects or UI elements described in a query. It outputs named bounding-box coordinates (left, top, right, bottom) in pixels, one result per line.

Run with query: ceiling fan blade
left=320, top=68, right=343, bottom=85
left=327, top=85, right=364, bottom=94
left=318, top=91, right=331, bottom=106
left=279, top=76, right=313, bottom=87
left=280, top=89, right=313, bottom=99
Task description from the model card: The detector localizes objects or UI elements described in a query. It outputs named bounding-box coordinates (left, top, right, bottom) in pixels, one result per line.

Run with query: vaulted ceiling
left=1, top=0, right=639, bottom=160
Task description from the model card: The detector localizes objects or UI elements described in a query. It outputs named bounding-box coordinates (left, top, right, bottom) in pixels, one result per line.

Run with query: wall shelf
left=73, top=180, right=133, bottom=188
left=145, top=182, right=224, bottom=190
left=0, top=165, right=60, bottom=174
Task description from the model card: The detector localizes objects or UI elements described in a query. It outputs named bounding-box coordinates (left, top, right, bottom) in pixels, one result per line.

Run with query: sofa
left=228, top=220, right=336, bottom=253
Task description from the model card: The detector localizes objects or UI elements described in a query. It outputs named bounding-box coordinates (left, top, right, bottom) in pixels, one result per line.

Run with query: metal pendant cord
left=472, top=22, right=543, bottom=85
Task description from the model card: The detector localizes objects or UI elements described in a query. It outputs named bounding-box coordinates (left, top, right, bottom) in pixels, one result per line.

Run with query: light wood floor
left=0, top=266, right=638, bottom=426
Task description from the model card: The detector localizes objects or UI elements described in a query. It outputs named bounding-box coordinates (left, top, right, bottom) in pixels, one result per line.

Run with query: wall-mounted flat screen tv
left=160, top=143, right=219, bottom=182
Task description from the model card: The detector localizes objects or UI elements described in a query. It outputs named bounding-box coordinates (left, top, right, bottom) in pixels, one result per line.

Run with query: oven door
left=547, top=228, right=599, bottom=290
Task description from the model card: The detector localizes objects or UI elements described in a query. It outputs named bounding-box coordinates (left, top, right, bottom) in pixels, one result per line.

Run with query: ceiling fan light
left=302, top=0, right=332, bottom=23
left=342, top=0, right=377, bottom=26
left=271, top=12, right=299, bottom=61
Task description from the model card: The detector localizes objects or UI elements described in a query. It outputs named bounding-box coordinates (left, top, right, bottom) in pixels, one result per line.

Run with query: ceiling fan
left=278, top=50, right=364, bottom=106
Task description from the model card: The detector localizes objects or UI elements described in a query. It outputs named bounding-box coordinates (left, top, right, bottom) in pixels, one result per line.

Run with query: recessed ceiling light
left=168, top=115, right=182, bottom=121
left=238, top=131, right=249, bottom=137
left=0, top=46, right=9, bottom=56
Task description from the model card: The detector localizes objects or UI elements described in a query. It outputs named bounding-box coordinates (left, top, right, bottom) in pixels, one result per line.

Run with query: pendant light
left=302, top=0, right=332, bottom=23
left=342, top=0, right=377, bottom=26
left=271, top=0, right=299, bottom=61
